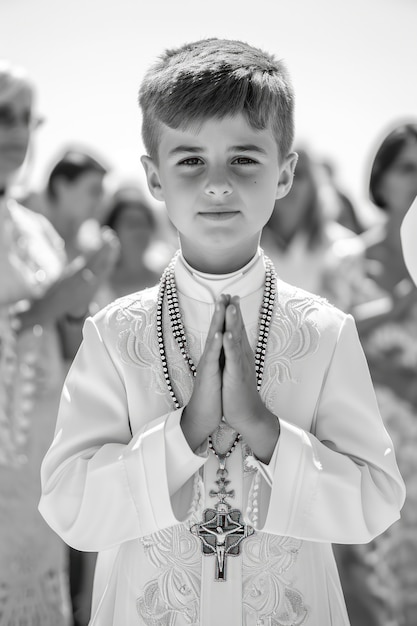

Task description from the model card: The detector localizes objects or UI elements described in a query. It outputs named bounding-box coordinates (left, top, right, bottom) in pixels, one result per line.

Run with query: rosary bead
left=156, top=252, right=277, bottom=459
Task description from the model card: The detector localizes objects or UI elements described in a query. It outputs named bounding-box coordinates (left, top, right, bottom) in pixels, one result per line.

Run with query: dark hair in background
left=369, top=123, right=417, bottom=210
left=103, top=186, right=156, bottom=232
left=46, top=149, right=108, bottom=200
left=266, top=148, right=325, bottom=250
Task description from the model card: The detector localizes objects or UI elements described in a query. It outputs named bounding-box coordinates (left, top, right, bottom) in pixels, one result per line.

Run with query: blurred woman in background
left=93, top=184, right=169, bottom=309
left=337, top=122, right=417, bottom=626
left=100, top=186, right=159, bottom=297
left=261, top=146, right=366, bottom=312
left=0, top=60, right=118, bottom=625
left=42, top=148, right=109, bottom=261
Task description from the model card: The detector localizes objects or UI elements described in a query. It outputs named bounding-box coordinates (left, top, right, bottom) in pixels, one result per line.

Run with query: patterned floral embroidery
left=243, top=533, right=309, bottom=625
left=260, top=289, right=321, bottom=410
left=116, top=290, right=162, bottom=373
left=118, top=279, right=321, bottom=625
left=116, top=284, right=321, bottom=414
left=137, top=525, right=201, bottom=625
left=116, top=289, right=194, bottom=409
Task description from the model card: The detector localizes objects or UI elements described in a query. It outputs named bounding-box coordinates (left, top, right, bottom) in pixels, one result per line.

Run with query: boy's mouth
left=199, top=211, right=239, bottom=221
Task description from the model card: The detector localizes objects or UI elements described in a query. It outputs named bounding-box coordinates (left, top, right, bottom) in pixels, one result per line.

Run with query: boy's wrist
left=180, top=406, right=218, bottom=453
left=238, top=406, right=280, bottom=464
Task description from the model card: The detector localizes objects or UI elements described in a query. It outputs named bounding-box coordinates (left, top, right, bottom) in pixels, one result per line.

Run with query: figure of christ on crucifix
left=190, top=505, right=255, bottom=581
left=190, top=459, right=255, bottom=581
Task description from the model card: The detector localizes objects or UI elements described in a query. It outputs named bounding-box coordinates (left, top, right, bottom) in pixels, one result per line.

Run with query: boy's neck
left=181, top=248, right=259, bottom=275
left=180, top=237, right=261, bottom=275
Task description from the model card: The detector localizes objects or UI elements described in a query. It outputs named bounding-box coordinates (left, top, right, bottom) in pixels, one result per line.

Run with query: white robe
left=39, top=250, right=405, bottom=626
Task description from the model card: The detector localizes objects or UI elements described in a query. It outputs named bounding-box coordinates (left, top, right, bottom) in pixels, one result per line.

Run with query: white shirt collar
left=175, top=248, right=267, bottom=303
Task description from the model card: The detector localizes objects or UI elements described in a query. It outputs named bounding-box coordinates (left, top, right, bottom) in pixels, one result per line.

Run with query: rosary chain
left=156, top=252, right=277, bottom=456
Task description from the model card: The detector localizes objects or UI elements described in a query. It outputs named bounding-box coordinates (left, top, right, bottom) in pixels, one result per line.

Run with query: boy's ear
left=141, top=155, right=164, bottom=201
left=275, top=151, right=298, bottom=200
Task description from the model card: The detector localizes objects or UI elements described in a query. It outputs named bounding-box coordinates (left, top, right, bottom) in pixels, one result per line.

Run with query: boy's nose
left=204, top=169, right=233, bottom=197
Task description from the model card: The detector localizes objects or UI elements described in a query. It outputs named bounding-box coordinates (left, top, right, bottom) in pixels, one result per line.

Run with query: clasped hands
left=181, top=294, right=280, bottom=464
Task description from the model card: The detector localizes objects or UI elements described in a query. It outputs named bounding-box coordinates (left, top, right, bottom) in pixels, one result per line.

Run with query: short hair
left=138, top=38, right=295, bottom=161
left=46, top=149, right=108, bottom=200
left=369, top=123, right=417, bottom=210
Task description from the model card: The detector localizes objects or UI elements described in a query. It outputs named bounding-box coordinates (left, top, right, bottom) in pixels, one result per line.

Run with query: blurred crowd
left=0, top=60, right=416, bottom=625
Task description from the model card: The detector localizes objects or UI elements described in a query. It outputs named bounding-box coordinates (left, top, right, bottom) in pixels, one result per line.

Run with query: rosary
left=156, top=252, right=277, bottom=581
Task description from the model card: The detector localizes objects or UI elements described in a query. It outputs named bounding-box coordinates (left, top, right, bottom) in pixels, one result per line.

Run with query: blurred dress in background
left=336, top=122, right=417, bottom=626
left=0, top=194, right=72, bottom=624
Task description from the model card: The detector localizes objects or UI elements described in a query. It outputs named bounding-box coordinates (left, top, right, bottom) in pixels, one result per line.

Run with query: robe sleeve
left=39, top=316, right=206, bottom=552
left=262, top=314, right=406, bottom=544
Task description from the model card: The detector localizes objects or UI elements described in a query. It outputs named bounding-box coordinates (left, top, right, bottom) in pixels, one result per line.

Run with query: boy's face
left=142, top=113, right=296, bottom=273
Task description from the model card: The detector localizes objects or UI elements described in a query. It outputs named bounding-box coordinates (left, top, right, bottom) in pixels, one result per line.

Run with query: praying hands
left=181, top=294, right=280, bottom=463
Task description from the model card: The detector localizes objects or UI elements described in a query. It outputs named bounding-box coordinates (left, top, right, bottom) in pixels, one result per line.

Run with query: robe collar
left=175, top=248, right=267, bottom=303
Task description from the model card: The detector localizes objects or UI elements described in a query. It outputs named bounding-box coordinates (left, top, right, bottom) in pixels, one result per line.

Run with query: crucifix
left=190, top=452, right=255, bottom=581
left=190, top=506, right=255, bottom=581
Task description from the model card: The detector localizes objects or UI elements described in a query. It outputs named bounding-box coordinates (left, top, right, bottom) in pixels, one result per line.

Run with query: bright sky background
left=1, top=0, right=416, bottom=216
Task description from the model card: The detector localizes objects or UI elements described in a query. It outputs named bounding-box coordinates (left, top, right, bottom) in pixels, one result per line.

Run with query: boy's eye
left=178, top=157, right=203, bottom=166
left=232, top=157, right=257, bottom=165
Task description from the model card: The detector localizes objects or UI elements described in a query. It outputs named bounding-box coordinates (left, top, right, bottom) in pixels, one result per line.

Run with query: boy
left=39, top=39, right=405, bottom=625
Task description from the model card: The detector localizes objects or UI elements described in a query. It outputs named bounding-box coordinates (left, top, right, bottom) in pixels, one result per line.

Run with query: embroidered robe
left=39, top=250, right=405, bottom=626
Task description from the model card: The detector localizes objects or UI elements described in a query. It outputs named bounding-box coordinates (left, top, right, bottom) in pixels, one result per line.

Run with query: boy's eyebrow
left=168, top=145, right=204, bottom=156
left=168, top=144, right=268, bottom=156
left=229, top=145, right=268, bottom=154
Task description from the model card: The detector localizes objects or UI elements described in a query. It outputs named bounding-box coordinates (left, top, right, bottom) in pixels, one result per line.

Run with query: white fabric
left=401, top=194, right=417, bottom=285
left=0, top=197, right=64, bottom=305
left=0, top=197, right=71, bottom=624
left=39, top=250, right=405, bottom=626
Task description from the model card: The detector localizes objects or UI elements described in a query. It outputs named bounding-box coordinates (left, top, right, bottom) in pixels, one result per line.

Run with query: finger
left=226, top=296, right=242, bottom=328
left=200, top=298, right=227, bottom=369
left=223, top=328, right=239, bottom=358
left=223, top=302, right=243, bottom=363
left=225, top=296, right=244, bottom=341
left=224, top=298, right=254, bottom=361
left=231, top=296, right=254, bottom=351
left=222, top=328, right=249, bottom=386
left=229, top=296, right=248, bottom=340
left=199, top=330, right=224, bottom=375
left=206, top=295, right=228, bottom=343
